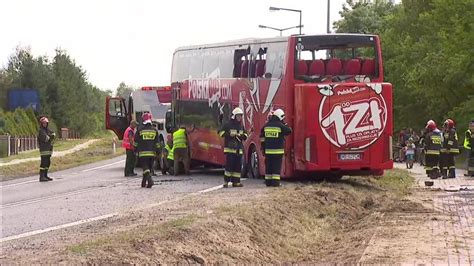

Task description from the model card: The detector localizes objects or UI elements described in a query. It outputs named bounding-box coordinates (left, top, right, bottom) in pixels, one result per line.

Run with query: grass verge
left=0, top=137, right=124, bottom=181
left=0, top=139, right=87, bottom=163
left=59, top=169, right=417, bottom=264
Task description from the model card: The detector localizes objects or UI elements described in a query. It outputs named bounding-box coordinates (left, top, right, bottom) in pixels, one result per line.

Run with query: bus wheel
left=249, top=146, right=261, bottom=179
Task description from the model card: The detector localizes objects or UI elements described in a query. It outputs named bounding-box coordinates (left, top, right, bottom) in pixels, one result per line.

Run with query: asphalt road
left=0, top=155, right=230, bottom=241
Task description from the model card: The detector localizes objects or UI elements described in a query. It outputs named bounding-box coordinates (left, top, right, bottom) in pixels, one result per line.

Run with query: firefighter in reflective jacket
left=218, top=107, right=247, bottom=188
left=38, top=116, right=55, bottom=182
left=133, top=113, right=160, bottom=188
left=440, top=119, right=459, bottom=178
left=464, top=120, right=474, bottom=177
left=260, top=109, right=292, bottom=187
left=424, top=120, right=442, bottom=179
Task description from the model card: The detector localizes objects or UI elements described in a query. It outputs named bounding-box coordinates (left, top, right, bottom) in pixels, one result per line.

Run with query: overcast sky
left=1, top=0, right=347, bottom=92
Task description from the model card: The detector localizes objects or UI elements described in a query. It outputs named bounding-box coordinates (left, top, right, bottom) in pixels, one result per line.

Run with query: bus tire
left=249, top=145, right=261, bottom=179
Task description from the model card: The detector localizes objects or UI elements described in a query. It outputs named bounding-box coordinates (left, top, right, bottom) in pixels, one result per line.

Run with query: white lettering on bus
left=321, top=98, right=384, bottom=146
left=189, top=79, right=232, bottom=107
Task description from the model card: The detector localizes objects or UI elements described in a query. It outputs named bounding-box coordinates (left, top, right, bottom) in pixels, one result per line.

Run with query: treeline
left=0, top=108, right=46, bottom=135
left=334, top=0, right=474, bottom=134
left=0, top=48, right=111, bottom=136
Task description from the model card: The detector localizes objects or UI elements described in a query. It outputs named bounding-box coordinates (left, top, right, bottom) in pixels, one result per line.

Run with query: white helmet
left=273, top=109, right=285, bottom=121
left=231, top=107, right=244, bottom=119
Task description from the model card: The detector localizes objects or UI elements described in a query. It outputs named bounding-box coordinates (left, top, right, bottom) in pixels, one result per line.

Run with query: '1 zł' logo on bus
left=318, top=84, right=387, bottom=150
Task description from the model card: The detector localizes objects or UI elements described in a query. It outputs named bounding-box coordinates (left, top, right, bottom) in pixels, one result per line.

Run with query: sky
left=0, top=0, right=347, bottom=92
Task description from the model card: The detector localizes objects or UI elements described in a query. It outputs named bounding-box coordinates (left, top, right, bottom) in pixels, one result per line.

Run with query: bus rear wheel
left=249, top=146, right=261, bottom=179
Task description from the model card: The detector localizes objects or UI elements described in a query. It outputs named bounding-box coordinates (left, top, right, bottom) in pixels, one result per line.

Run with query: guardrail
left=0, top=129, right=81, bottom=158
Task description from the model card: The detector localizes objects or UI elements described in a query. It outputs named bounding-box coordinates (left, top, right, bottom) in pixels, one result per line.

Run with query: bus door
left=105, top=96, right=130, bottom=140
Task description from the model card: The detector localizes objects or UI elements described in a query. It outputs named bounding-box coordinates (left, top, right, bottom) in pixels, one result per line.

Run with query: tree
left=333, top=0, right=474, bottom=133
left=115, top=82, right=134, bottom=98
left=333, top=0, right=396, bottom=34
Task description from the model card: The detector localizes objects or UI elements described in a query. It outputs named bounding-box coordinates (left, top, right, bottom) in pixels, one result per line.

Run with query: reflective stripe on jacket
left=424, top=130, right=442, bottom=156
left=173, top=128, right=188, bottom=149
left=260, top=116, right=292, bottom=155
left=165, top=144, right=174, bottom=160
left=134, top=124, right=160, bottom=157
left=218, top=119, right=247, bottom=154
left=441, top=128, right=459, bottom=154
left=465, top=129, right=472, bottom=150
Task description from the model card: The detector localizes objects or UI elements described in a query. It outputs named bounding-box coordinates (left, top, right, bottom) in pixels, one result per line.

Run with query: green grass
left=0, top=139, right=87, bottom=163
left=374, top=169, right=414, bottom=198
left=0, top=137, right=125, bottom=181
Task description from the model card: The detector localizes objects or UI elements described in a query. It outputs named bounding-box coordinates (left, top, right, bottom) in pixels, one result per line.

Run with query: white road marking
left=197, top=184, right=224, bottom=194
left=0, top=180, right=37, bottom=188
left=81, top=160, right=125, bottom=172
left=0, top=213, right=118, bottom=243
left=0, top=187, right=109, bottom=209
left=0, top=182, right=223, bottom=243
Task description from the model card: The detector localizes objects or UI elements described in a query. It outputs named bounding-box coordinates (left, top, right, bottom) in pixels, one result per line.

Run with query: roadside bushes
left=0, top=107, right=56, bottom=136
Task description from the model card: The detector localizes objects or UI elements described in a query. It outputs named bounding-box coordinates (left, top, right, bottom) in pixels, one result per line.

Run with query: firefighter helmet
left=39, top=116, right=49, bottom=123
left=273, top=109, right=285, bottom=121
left=142, top=112, right=152, bottom=124
left=444, top=119, right=455, bottom=128
left=231, top=107, right=244, bottom=119
left=426, top=120, right=436, bottom=130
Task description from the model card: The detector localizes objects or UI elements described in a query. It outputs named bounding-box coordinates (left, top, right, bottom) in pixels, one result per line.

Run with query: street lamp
left=269, top=6, right=302, bottom=35
left=258, top=24, right=304, bottom=36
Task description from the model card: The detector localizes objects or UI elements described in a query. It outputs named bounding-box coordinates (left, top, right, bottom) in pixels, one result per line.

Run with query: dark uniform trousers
left=425, top=154, right=440, bottom=178
left=139, top=156, right=155, bottom=188
left=265, top=154, right=283, bottom=187
left=225, top=153, right=242, bottom=183
left=173, top=148, right=190, bottom=175
left=125, top=149, right=136, bottom=176
left=40, top=155, right=51, bottom=175
left=439, top=152, right=455, bottom=178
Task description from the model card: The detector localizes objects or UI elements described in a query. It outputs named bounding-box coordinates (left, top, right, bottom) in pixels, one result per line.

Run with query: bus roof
left=173, top=33, right=378, bottom=54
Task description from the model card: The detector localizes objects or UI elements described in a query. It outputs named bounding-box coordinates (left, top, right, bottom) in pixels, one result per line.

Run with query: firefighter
left=464, top=120, right=474, bottom=177
left=218, top=107, right=247, bottom=188
left=173, top=126, right=190, bottom=175
left=440, top=119, right=459, bottom=178
left=37, top=116, right=55, bottom=182
left=260, top=109, right=292, bottom=187
left=123, top=120, right=138, bottom=177
left=133, top=113, right=160, bottom=188
left=162, top=135, right=174, bottom=175
left=424, top=120, right=442, bottom=179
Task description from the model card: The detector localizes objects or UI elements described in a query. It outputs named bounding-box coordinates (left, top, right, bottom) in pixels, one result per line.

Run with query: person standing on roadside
left=123, top=120, right=138, bottom=177
left=260, top=109, right=292, bottom=187
left=38, top=116, right=55, bottom=182
left=440, top=119, right=459, bottom=178
left=464, top=120, right=474, bottom=177
left=424, top=120, right=442, bottom=179
left=134, top=113, right=160, bottom=188
left=218, top=107, right=247, bottom=188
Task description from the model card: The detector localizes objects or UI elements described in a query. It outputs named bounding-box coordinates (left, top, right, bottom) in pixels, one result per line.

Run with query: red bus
left=166, top=34, right=393, bottom=179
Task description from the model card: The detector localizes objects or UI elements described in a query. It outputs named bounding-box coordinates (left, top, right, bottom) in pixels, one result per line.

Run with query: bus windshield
left=294, top=35, right=379, bottom=82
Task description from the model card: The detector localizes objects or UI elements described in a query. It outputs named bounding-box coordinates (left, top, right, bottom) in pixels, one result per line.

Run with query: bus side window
left=265, top=42, right=287, bottom=79
left=233, top=49, right=249, bottom=78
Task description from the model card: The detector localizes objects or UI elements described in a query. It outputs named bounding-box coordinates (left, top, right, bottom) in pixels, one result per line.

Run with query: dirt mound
left=60, top=171, right=423, bottom=264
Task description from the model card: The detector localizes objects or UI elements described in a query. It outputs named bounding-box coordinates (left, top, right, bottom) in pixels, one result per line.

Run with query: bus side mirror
left=165, top=110, right=173, bottom=133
